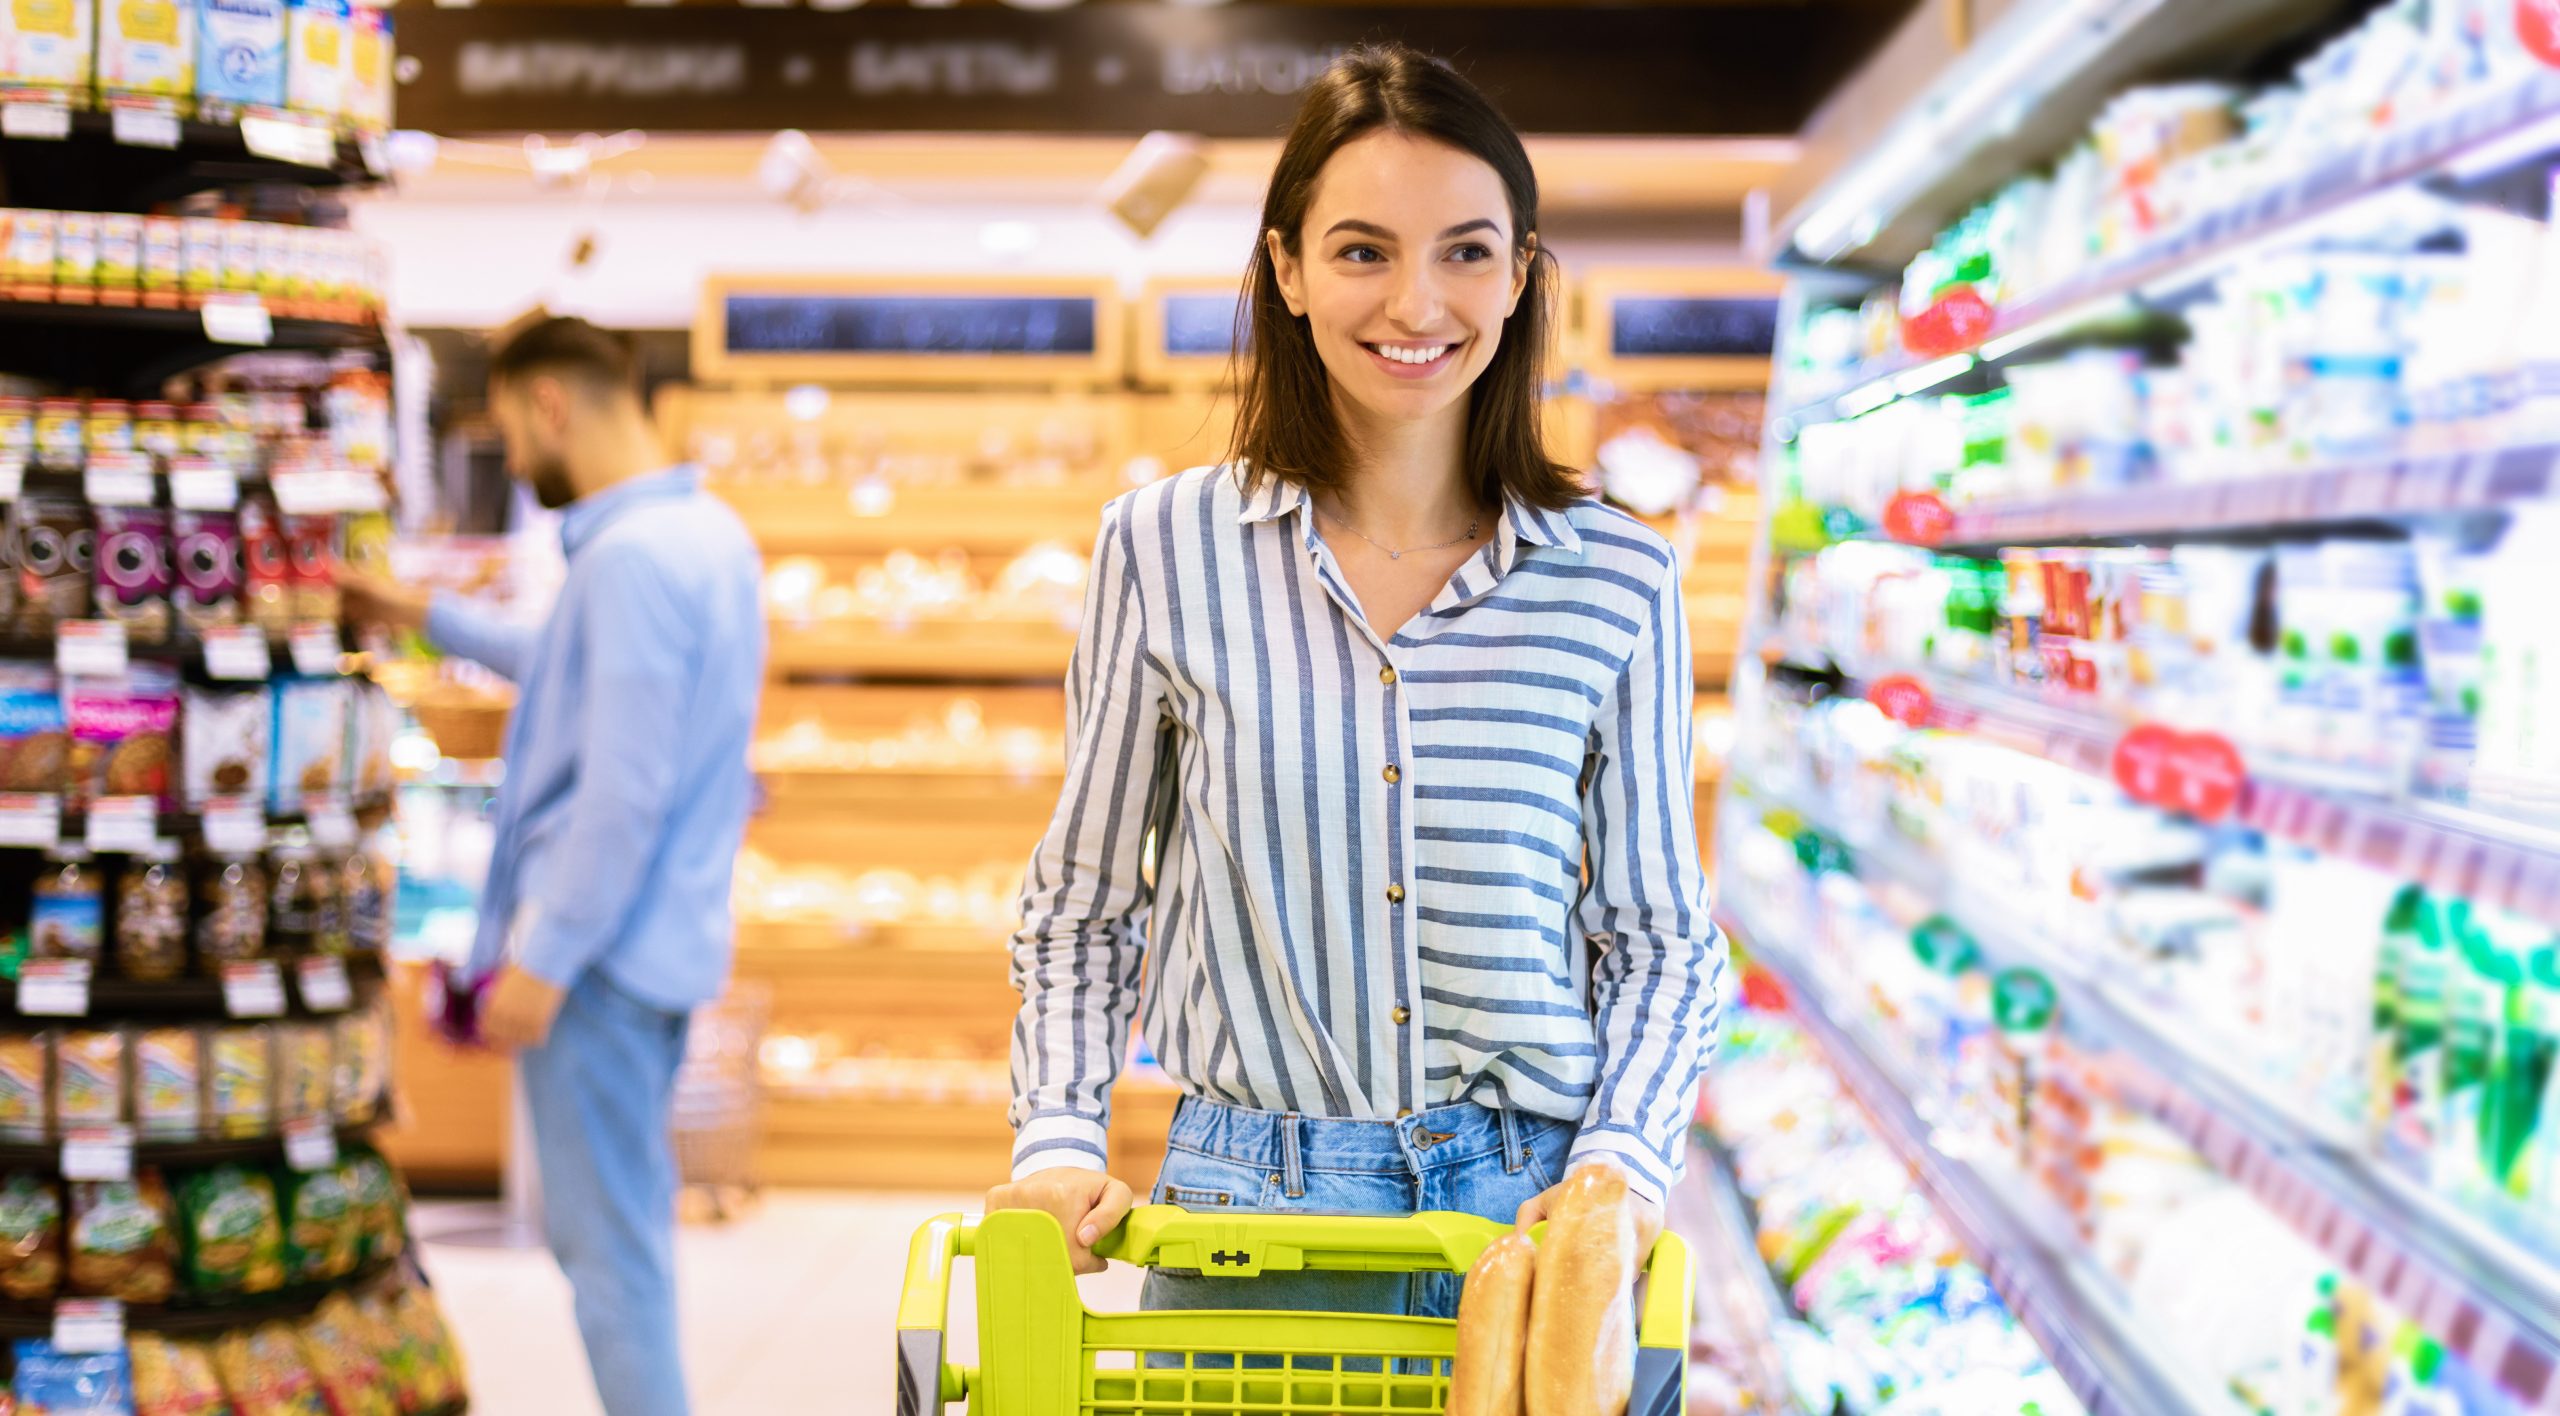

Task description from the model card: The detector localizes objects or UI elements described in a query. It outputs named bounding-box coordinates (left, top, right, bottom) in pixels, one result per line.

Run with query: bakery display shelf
left=0, top=299, right=386, bottom=397
left=0, top=108, right=378, bottom=208
left=1760, top=784, right=2560, bottom=1410
left=1719, top=905, right=2224, bottom=1416
left=1672, top=1131, right=1801, bottom=1414
left=0, top=1255, right=401, bottom=1339
left=736, top=919, right=1006, bottom=954
left=765, top=620, right=1077, bottom=682
left=0, top=1111, right=383, bottom=1170
left=1836, top=660, right=2560, bottom=930
left=715, top=482, right=1110, bottom=558
left=1783, top=67, right=2560, bottom=426
left=0, top=953, right=385, bottom=1021
left=756, top=766, right=1064, bottom=809
left=1928, top=441, right=2560, bottom=550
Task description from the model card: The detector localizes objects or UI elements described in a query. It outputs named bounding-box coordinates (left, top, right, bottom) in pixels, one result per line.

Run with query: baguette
left=1524, top=1164, right=1637, bottom=1416
left=1448, top=1231, right=1535, bottom=1416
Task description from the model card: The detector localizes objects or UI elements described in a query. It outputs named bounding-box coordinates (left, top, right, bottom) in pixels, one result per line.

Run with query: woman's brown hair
left=1226, top=43, right=1582, bottom=512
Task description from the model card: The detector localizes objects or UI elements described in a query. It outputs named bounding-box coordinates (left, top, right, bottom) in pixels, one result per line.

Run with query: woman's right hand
left=985, top=1168, right=1137, bottom=1275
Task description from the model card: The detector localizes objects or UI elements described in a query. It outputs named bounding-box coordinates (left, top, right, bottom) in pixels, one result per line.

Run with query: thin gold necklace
left=1316, top=505, right=1483, bottom=561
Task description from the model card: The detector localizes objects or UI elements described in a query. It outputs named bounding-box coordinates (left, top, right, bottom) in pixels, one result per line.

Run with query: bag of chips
left=0, top=1036, right=48, bottom=1142
left=210, top=1324, right=329, bottom=1416
left=12, top=1338, right=135, bottom=1415
left=67, top=1171, right=177, bottom=1304
left=207, top=1028, right=274, bottom=1140
left=335, top=1151, right=403, bottom=1268
left=0, top=1172, right=62, bottom=1300
left=295, top=1297, right=397, bottom=1416
left=178, top=1165, right=285, bottom=1297
left=278, top=1167, right=357, bottom=1284
left=129, top=1334, right=233, bottom=1416
left=358, top=1285, right=462, bottom=1411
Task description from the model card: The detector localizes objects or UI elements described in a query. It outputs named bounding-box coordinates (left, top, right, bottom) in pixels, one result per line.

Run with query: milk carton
left=99, top=0, right=193, bottom=108
left=344, top=3, right=386, bottom=132
left=2, top=0, right=95, bottom=102
left=195, top=0, right=284, bottom=116
left=282, top=0, right=344, bottom=120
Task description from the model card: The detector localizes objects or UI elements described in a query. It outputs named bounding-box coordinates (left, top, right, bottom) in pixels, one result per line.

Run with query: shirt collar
left=1232, top=466, right=1584, bottom=555
left=561, top=464, right=703, bottom=557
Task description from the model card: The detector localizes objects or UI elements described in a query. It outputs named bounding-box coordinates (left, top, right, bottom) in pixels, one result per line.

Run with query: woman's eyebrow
left=1321, top=217, right=1504, bottom=240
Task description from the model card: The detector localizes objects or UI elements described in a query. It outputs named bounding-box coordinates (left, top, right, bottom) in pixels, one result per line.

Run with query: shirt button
left=1385, top=883, right=1405, bottom=905
left=1398, top=1108, right=1414, bottom=1120
left=1391, top=1004, right=1411, bottom=1025
left=1379, top=665, right=1398, bottom=687
left=1382, top=764, right=1401, bottom=785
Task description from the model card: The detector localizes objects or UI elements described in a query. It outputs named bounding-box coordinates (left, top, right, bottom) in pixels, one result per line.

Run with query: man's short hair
left=487, top=313, right=640, bottom=401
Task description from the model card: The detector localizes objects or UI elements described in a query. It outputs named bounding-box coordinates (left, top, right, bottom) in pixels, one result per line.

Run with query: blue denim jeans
left=519, top=972, right=693, bottom=1416
left=1140, top=1095, right=1573, bottom=1322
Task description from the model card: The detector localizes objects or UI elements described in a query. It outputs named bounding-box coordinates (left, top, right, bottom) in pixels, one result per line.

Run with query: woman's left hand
left=1514, top=1160, right=1664, bottom=1254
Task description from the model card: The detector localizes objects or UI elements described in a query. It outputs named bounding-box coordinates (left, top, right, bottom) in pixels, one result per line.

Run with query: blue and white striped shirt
left=1007, top=465, right=1723, bottom=1204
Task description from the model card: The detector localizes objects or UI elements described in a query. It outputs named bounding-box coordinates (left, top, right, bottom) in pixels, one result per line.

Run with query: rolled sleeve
left=1568, top=551, right=1726, bottom=1207
left=425, top=591, right=540, bottom=683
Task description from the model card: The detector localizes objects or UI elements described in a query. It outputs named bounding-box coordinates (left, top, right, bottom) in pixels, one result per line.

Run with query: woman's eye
left=1337, top=245, right=1384, bottom=264
left=1449, top=243, right=1495, bottom=264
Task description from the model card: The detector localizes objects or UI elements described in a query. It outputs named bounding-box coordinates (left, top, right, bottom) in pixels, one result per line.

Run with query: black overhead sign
left=724, top=293, right=1101, bottom=357
left=1609, top=297, right=1782, bottom=357
left=392, top=7, right=1866, bottom=138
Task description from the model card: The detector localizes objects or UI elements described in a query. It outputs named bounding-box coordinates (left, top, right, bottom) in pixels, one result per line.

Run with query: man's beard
left=526, top=459, right=578, bottom=510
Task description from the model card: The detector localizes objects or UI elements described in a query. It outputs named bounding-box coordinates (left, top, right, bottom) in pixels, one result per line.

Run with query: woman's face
left=1269, top=129, right=1530, bottom=438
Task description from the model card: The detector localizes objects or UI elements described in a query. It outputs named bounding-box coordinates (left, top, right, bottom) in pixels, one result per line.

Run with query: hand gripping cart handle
left=898, top=1204, right=1693, bottom=1415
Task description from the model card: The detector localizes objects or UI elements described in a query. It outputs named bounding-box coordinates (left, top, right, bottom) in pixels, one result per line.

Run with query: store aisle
left=417, top=1190, right=1147, bottom=1414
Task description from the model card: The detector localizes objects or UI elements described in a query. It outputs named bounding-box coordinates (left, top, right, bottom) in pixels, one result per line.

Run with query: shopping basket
left=897, top=1204, right=1692, bottom=1415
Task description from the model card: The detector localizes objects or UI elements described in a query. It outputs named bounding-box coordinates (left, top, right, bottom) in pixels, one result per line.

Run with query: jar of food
left=267, top=830, right=324, bottom=956
left=308, top=849, right=349, bottom=958
left=133, top=404, right=182, bottom=462
left=34, top=400, right=84, bottom=472
left=181, top=405, right=226, bottom=461
left=31, top=848, right=104, bottom=964
left=114, top=838, right=189, bottom=982
left=84, top=401, right=133, bottom=459
left=0, top=398, right=33, bottom=462
left=342, top=849, right=388, bottom=955
left=193, top=852, right=267, bottom=971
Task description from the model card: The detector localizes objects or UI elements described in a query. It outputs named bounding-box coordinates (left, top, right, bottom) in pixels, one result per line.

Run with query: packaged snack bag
left=296, top=1296, right=394, bottom=1416
left=178, top=1164, right=284, bottom=1295
left=371, top=1285, right=462, bottom=1408
left=52, top=1030, right=123, bottom=1131
left=0, top=1037, right=45, bottom=1141
left=0, top=1172, right=62, bottom=1299
left=276, top=1164, right=353, bottom=1283
left=11, top=1339, right=133, bottom=1416
left=128, top=1335, right=231, bottom=1416
left=67, top=1171, right=177, bottom=1303
left=65, top=666, right=179, bottom=811
left=334, top=1148, right=400, bottom=1265
left=171, top=508, right=242, bottom=636
left=12, top=491, right=93, bottom=632
left=238, top=492, right=288, bottom=634
left=327, top=1007, right=382, bottom=1121
left=273, top=1023, right=327, bottom=1123
left=95, top=504, right=173, bottom=646
left=206, top=1026, right=271, bottom=1139
left=0, top=662, right=67, bottom=793
left=210, top=1323, right=327, bottom=1416
left=132, top=1027, right=201, bottom=1140
left=266, top=679, right=345, bottom=812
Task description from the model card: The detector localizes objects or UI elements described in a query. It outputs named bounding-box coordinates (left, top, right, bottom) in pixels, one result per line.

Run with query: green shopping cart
left=897, top=1204, right=1692, bottom=1415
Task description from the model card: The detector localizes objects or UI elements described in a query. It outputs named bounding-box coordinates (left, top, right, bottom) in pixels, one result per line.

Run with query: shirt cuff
left=511, top=904, right=605, bottom=993
left=1011, top=1113, right=1112, bottom=1181
left=1565, top=1129, right=1676, bottom=1209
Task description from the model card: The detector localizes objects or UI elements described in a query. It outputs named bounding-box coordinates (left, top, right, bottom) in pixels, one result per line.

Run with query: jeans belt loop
left=1496, top=1106, right=1525, bottom=1175
left=1280, top=1111, right=1306, bottom=1200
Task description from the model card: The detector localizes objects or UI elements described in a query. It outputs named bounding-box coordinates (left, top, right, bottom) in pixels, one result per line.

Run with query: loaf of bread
left=1448, top=1231, right=1534, bottom=1416
left=1524, top=1164, right=1638, bottom=1416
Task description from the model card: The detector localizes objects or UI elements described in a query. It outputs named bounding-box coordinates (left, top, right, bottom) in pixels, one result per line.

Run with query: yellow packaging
left=207, top=1025, right=272, bottom=1138
left=346, top=6, right=389, bottom=132
left=275, top=1022, right=329, bottom=1122
left=98, top=0, right=192, bottom=107
left=181, top=216, right=222, bottom=298
left=51, top=210, right=94, bottom=293
left=140, top=216, right=180, bottom=306
left=256, top=221, right=295, bottom=304
left=0, top=1036, right=45, bottom=1141
left=133, top=1027, right=200, bottom=1139
left=52, top=1030, right=122, bottom=1130
left=219, top=219, right=259, bottom=295
left=5, top=209, right=53, bottom=294
left=2, top=0, right=94, bottom=98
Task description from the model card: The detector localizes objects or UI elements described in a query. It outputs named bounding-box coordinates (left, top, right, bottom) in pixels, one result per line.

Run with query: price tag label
left=200, top=797, right=265, bottom=854
left=16, top=960, right=90, bottom=1017
left=50, top=1299, right=124, bottom=1355
left=202, top=624, right=272, bottom=681
left=220, top=961, right=287, bottom=1018
left=84, top=797, right=158, bottom=853
left=0, top=459, right=21, bottom=503
left=59, top=1126, right=134, bottom=1182
left=56, top=621, right=128, bottom=680
left=288, top=623, right=341, bottom=677
left=110, top=105, right=181, bottom=150
left=270, top=469, right=332, bottom=515
left=202, top=292, right=273, bottom=347
left=330, top=469, right=386, bottom=512
left=283, top=1117, right=339, bottom=1173
left=241, top=113, right=334, bottom=167
left=296, top=956, right=353, bottom=1013
left=2, top=101, right=71, bottom=140
left=0, top=794, right=61, bottom=849
left=82, top=453, right=155, bottom=508
left=304, top=796, right=356, bottom=849
left=358, top=133, right=387, bottom=178
left=168, top=461, right=240, bottom=511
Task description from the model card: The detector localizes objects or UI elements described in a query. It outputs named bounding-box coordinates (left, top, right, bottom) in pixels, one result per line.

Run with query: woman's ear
left=1507, top=235, right=1536, bottom=318
left=1267, top=229, right=1309, bottom=318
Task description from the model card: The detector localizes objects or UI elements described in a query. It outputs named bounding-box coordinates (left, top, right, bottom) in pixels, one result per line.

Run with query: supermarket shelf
left=1851, top=663, right=2560, bottom=931
left=735, top=919, right=1008, bottom=953
left=766, top=620, right=1078, bottom=682
left=1785, top=67, right=2560, bottom=426
left=715, top=480, right=1110, bottom=557
left=0, top=1256, right=403, bottom=1339
left=756, top=766, right=1064, bottom=809
left=1718, top=905, right=2221, bottom=1416
left=0, top=299, right=385, bottom=395
left=0, top=790, right=399, bottom=857
left=0, top=109, right=380, bottom=210
left=0, top=1112, right=383, bottom=1169
left=1935, top=441, right=2560, bottom=549
left=1672, top=1133, right=1800, bottom=1414
left=1756, top=788, right=2560, bottom=1411
left=0, top=954, right=385, bottom=1021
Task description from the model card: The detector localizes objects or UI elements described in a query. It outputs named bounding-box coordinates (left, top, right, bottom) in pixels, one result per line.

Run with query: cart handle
left=895, top=1214, right=974, bottom=1416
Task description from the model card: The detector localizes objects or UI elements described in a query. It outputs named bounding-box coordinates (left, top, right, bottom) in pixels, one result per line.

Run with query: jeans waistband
left=1165, top=1095, right=1559, bottom=1179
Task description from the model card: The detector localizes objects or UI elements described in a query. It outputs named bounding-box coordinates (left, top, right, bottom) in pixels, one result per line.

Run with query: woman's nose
left=1384, top=265, right=1445, bottom=330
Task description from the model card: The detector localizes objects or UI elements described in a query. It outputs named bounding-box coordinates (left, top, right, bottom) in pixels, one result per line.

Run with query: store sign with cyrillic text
left=391, top=7, right=1869, bottom=138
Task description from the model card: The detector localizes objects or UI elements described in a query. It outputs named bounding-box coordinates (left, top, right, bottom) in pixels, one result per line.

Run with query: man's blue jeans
left=520, top=971, right=693, bottom=1416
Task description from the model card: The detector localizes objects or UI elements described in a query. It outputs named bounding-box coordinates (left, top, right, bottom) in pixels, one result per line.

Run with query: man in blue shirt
left=342, top=316, right=764, bottom=1416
